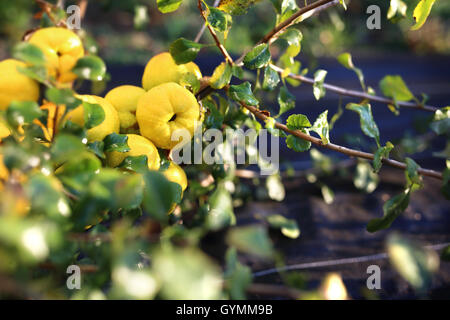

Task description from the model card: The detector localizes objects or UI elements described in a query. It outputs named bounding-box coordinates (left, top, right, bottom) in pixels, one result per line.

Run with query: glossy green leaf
left=379, top=75, right=414, bottom=102
left=229, top=82, right=259, bottom=105
left=310, top=110, right=330, bottom=145
left=286, top=114, right=311, bottom=130
left=210, top=62, right=233, bottom=89
left=346, top=103, right=380, bottom=146
left=118, top=155, right=149, bottom=173
left=51, top=134, right=86, bottom=164
left=207, top=6, right=229, bottom=32
left=286, top=132, right=311, bottom=152
left=262, top=65, right=280, bottom=91
left=387, top=0, right=407, bottom=20
left=367, top=190, right=410, bottom=232
left=373, top=141, right=394, bottom=173
left=82, top=101, right=105, bottom=130
left=12, top=42, right=46, bottom=66
left=243, top=44, right=271, bottom=70
left=277, top=85, right=295, bottom=116
left=45, top=87, right=82, bottom=111
left=279, top=28, right=302, bottom=58
left=266, top=214, right=300, bottom=239
left=156, top=0, right=183, bottom=13
left=405, top=157, right=423, bottom=190
left=6, top=101, right=42, bottom=127
left=169, top=38, right=204, bottom=64
left=337, top=52, right=365, bottom=91
left=72, top=55, right=107, bottom=81
left=313, top=69, right=327, bottom=100
left=103, top=133, right=130, bottom=153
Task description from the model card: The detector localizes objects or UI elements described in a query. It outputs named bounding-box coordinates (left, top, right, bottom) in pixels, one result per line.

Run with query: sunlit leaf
left=169, top=38, right=204, bottom=64
left=411, top=0, right=436, bottom=30
left=266, top=214, right=300, bottom=239
left=156, top=0, right=183, bottom=13
left=379, top=75, right=414, bottom=102
left=243, top=44, right=271, bottom=70
left=313, top=69, right=327, bottom=100
left=229, top=82, right=259, bottom=105
left=210, top=62, right=233, bottom=89
left=346, top=103, right=380, bottom=146
left=72, top=56, right=107, bottom=81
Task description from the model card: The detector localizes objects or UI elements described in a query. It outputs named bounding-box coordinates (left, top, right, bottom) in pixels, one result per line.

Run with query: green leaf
left=169, top=38, right=204, bottom=65
left=142, top=170, right=179, bottom=222
left=346, top=103, right=380, bottom=146
left=229, top=82, right=259, bottom=105
left=156, top=0, right=183, bottom=13
left=367, top=190, right=410, bottom=232
left=286, top=132, right=311, bottom=152
left=12, top=42, right=46, bottom=66
left=266, top=214, right=300, bottom=239
left=45, top=88, right=82, bottom=111
left=279, top=28, right=302, bottom=58
left=411, top=0, right=436, bottom=30
left=87, top=141, right=105, bottom=159
left=153, top=247, right=222, bottom=299
left=320, top=184, right=335, bottom=204
left=405, top=157, right=423, bottom=190
left=430, top=107, right=450, bottom=135
left=103, top=133, right=130, bottom=153
left=354, top=161, right=379, bottom=193
left=310, top=110, right=330, bottom=145
left=277, top=85, right=295, bottom=116
left=337, top=52, right=365, bottom=91
left=373, top=141, right=394, bottom=173
left=387, top=234, right=439, bottom=293
left=118, top=155, right=149, bottom=173
left=226, top=225, right=274, bottom=259
left=243, top=44, right=271, bottom=70
left=207, top=6, right=229, bottom=32
left=25, top=173, right=71, bottom=220
left=180, top=72, right=201, bottom=94
left=219, top=0, right=260, bottom=15
left=286, top=114, right=311, bottom=130
left=82, top=101, right=105, bottom=129
left=56, top=152, right=102, bottom=194
left=207, top=184, right=236, bottom=230
left=17, top=65, right=48, bottom=84
left=6, top=101, right=43, bottom=127
left=210, top=62, right=233, bottom=89
left=204, top=99, right=224, bottom=129
left=232, top=65, right=244, bottom=79
left=313, top=69, right=327, bottom=100
left=262, top=65, right=280, bottom=91
left=379, top=75, right=414, bottom=102
left=72, top=55, right=107, bottom=81
left=224, top=248, right=253, bottom=300
left=51, top=134, right=86, bottom=164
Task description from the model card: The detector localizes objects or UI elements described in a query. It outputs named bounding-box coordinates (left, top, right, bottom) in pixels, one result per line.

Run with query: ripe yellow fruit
left=106, top=134, right=160, bottom=171
left=28, top=27, right=84, bottom=84
left=163, top=161, right=188, bottom=192
left=0, top=154, right=8, bottom=182
left=142, top=52, right=202, bottom=90
left=0, top=59, right=40, bottom=110
left=105, top=85, right=146, bottom=133
left=136, top=82, right=200, bottom=150
left=66, top=95, right=120, bottom=142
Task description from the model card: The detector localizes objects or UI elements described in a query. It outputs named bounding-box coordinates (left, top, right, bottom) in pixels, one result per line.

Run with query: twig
left=236, top=0, right=339, bottom=64
left=269, top=64, right=438, bottom=112
left=253, top=242, right=450, bottom=277
left=241, top=103, right=443, bottom=180
left=194, top=0, right=220, bottom=43
left=197, top=0, right=234, bottom=64
left=78, top=0, right=88, bottom=20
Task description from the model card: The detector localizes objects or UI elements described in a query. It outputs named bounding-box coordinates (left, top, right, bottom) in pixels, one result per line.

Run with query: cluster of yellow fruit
left=0, top=27, right=204, bottom=202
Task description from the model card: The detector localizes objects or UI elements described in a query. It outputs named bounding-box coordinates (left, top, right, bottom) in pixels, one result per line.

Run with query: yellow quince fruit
left=136, top=82, right=200, bottom=150
left=106, top=134, right=160, bottom=171
left=163, top=161, right=188, bottom=192
left=28, top=27, right=84, bottom=84
left=0, top=59, right=40, bottom=110
left=105, top=85, right=146, bottom=133
left=66, top=95, right=120, bottom=142
left=142, top=52, right=202, bottom=90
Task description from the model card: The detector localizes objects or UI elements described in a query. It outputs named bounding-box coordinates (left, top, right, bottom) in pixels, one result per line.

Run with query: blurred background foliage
left=1, top=0, right=449, bottom=65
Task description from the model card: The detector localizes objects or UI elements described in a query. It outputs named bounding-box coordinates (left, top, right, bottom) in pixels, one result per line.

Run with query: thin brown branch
left=236, top=0, right=339, bottom=64
left=241, top=103, right=443, bottom=180
left=194, top=0, right=220, bottom=43
left=270, top=64, right=438, bottom=112
left=197, top=0, right=234, bottom=64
